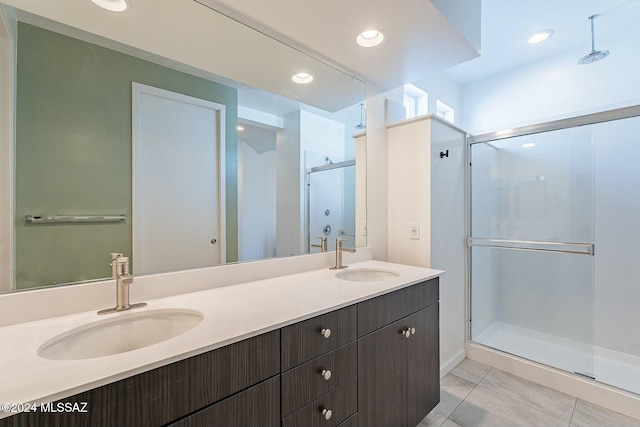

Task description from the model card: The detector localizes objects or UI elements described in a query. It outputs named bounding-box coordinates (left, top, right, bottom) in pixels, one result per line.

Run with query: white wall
left=0, top=16, right=14, bottom=291
left=276, top=111, right=302, bottom=256
left=382, top=71, right=463, bottom=129
left=387, top=116, right=467, bottom=373
left=461, top=34, right=640, bottom=135
left=593, top=117, right=640, bottom=357
left=300, top=110, right=345, bottom=159
left=354, top=134, right=367, bottom=248
left=430, top=0, right=481, bottom=53
left=275, top=110, right=346, bottom=256
left=430, top=119, right=467, bottom=370
left=364, top=88, right=389, bottom=261
left=388, top=119, right=432, bottom=267
left=412, top=71, right=463, bottom=128
left=238, top=141, right=276, bottom=261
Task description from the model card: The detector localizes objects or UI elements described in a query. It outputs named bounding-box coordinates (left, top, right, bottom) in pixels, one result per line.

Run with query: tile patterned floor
left=419, top=359, right=640, bottom=427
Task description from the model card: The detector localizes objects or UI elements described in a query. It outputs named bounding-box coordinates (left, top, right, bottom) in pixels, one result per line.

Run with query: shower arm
left=590, top=16, right=596, bottom=52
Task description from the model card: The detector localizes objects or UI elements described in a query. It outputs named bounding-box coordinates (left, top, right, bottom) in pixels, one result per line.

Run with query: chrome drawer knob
left=411, top=327, right=416, bottom=335
left=322, top=408, right=333, bottom=420
left=320, top=328, right=332, bottom=338
left=402, top=328, right=411, bottom=338
left=321, top=369, right=332, bottom=380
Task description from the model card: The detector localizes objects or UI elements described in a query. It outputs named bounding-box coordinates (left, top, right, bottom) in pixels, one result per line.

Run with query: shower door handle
left=467, top=238, right=594, bottom=255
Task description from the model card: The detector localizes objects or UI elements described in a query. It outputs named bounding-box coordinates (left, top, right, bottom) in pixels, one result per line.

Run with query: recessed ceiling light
left=237, top=125, right=245, bottom=131
left=528, top=29, right=554, bottom=44
left=91, top=0, right=128, bottom=12
left=292, top=73, right=313, bottom=84
left=522, top=143, right=536, bottom=148
left=357, top=30, right=385, bottom=47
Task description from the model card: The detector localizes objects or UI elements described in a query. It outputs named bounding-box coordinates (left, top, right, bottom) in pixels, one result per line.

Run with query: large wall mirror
left=0, top=0, right=366, bottom=292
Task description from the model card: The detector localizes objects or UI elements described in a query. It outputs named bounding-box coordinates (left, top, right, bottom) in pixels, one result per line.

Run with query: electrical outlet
left=410, top=223, right=420, bottom=240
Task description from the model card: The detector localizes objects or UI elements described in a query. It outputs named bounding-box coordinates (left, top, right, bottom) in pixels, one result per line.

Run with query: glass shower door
left=469, top=126, right=595, bottom=377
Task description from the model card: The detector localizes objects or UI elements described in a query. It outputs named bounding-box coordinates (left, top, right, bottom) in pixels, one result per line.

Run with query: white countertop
left=0, top=260, right=442, bottom=418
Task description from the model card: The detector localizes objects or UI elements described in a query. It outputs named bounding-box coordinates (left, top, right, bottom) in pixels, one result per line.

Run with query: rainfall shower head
left=578, top=15, right=609, bottom=65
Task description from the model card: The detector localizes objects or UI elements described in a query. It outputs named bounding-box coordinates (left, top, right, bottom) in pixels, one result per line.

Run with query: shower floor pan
left=474, top=321, right=640, bottom=396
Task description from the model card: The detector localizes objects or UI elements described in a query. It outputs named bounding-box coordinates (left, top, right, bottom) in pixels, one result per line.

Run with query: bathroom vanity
left=0, top=261, right=441, bottom=427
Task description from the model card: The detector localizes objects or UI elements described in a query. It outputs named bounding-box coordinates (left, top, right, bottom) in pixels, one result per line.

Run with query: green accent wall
left=15, top=23, right=238, bottom=289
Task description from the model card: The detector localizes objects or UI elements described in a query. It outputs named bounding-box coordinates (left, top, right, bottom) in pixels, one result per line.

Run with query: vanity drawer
left=281, top=342, right=357, bottom=416
left=282, top=377, right=357, bottom=427
left=167, top=376, right=280, bottom=427
left=281, top=305, right=356, bottom=370
left=358, top=277, right=439, bottom=337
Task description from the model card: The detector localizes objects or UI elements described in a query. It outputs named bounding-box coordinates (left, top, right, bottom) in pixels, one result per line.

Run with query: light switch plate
left=410, top=223, right=420, bottom=240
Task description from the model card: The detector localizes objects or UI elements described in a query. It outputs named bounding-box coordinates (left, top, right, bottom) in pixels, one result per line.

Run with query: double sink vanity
left=0, top=255, right=442, bottom=427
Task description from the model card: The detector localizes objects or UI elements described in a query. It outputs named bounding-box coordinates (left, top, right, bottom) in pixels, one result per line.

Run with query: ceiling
left=445, top=0, right=640, bottom=85
left=199, top=0, right=640, bottom=90
left=5, top=0, right=639, bottom=114
left=1, top=0, right=365, bottom=112
left=199, top=0, right=480, bottom=91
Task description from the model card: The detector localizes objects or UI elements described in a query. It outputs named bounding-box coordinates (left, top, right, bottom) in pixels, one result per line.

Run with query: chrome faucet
left=311, top=236, right=328, bottom=252
left=98, top=253, right=147, bottom=315
left=330, top=238, right=356, bottom=270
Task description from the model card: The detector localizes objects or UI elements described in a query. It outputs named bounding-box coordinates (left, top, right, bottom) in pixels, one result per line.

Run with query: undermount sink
left=38, top=308, right=203, bottom=361
left=335, top=268, right=400, bottom=282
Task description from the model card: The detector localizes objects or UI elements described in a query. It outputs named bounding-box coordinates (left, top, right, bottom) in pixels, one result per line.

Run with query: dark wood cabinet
left=0, top=331, right=280, bottom=427
left=338, top=413, right=358, bottom=427
left=281, top=342, right=357, bottom=416
left=282, top=378, right=357, bottom=427
left=406, top=304, right=440, bottom=427
left=1, top=277, right=439, bottom=427
left=357, top=278, right=440, bottom=427
left=167, top=376, right=280, bottom=427
left=281, top=305, right=356, bottom=370
left=280, top=307, right=358, bottom=425
left=357, top=278, right=439, bottom=337
left=357, top=317, right=408, bottom=427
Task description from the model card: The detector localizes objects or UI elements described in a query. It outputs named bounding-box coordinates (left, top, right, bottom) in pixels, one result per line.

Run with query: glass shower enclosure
left=468, top=106, right=640, bottom=395
left=306, top=159, right=356, bottom=253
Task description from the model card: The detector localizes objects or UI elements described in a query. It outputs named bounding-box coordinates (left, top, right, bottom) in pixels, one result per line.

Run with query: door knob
left=210, top=238, right=217, bottom=245
left=321, top=369, right=332, bottom=380
left=320, top=328, right=331, bottom=338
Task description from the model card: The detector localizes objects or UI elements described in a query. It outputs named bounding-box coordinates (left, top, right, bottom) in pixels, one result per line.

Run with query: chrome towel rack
left=25, top=214, right=126, bottom=224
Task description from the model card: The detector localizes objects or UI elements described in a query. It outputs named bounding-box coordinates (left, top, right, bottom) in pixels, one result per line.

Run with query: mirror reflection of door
left=132, top=83, right=224, bottom=274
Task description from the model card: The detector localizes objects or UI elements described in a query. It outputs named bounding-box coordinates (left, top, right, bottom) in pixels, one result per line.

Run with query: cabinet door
left=406, top=304, right=440, bottom=427
left=357, top=318, right=407, bottom=427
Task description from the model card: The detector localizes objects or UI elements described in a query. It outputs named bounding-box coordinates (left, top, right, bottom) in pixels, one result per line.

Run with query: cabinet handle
left=411, top=327, right=416, bottom=335
left=321, top=369, right=332, bottom=380
left=321, top=408, right=333, bottom=420
left=320, top=328, right=332, bottom=338
left=401, top=328, right=411, bottom=338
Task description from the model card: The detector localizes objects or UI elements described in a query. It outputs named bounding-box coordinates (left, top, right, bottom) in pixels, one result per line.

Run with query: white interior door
left=133, top=83, right=225, bottom=275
